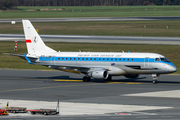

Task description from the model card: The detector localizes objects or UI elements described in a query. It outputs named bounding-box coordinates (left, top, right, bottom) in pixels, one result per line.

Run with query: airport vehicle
left=0, top=109, right=8, bottom=115
left=8, top=107, right=27, bottom=113
left=27, top=109, right=58, bottom=115
left=26, top=99, right=59, bottom=115
left=4, top=20, right=177, bottom=84
left=0, top=102, right=9, bottom=115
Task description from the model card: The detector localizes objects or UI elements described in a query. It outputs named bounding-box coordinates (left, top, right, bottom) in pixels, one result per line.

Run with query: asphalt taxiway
left=0, top=69, right=180, bottom=120
left=1, top=34, right=180, bottom=45
left=1, top=16, right=180, bottom=23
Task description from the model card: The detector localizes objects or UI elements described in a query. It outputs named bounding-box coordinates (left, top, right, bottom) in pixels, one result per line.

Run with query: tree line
left=0, top=0, right=180, bottom=10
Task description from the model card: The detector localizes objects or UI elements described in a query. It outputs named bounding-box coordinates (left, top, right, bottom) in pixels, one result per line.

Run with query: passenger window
left=86, top=58, right=88, bottom=60
left=74, top=58, right=75, bottom=60
left=94, top=58, right=96, bottom=60
left=78, top=58, right=80, bottom=60
left=119, top=59, right=121, bottom=61
left=115, top=59, right=117, bottom=61
left=107, top=58, right=109, bottom=60
left=127, top=59, right=129, bottom=61
left=131, top=59, right=133, bottom=61
left=99, top=58, right=101, bottom=60
left=66, top=58, right=68, bottom=60
left=82, top=58, right=84, bottom=60
left=123, top=59, right=125, bottom=61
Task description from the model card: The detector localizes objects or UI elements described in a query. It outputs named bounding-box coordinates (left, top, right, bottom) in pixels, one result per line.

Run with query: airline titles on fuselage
left=77, top=54, right=122, bottom=57
left=40, top=54, right=122, bottom=58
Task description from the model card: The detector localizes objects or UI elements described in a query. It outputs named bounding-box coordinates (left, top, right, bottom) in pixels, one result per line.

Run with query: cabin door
left=51, top=56, right=56, bottom=65
left=144, top=57, right=149, bottom=67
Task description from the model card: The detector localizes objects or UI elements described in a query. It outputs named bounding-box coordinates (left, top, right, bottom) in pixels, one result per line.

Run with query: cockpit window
left=155, top=58, right=160, bottom=61
left=160, top=57, right=170, bottom=62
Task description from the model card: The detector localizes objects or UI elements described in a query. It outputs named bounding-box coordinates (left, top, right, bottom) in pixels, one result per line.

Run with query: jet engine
left=90, top=71, right=108, bottom=79
left=124, top=74, right=140, bottom=78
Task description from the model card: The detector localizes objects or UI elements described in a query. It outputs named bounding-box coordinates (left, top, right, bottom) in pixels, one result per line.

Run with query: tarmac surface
left=1, top=16, right=180, bottom=23
left=0, top=69, right=180, bottom=119
left=1, top=34, right=180, bottom=45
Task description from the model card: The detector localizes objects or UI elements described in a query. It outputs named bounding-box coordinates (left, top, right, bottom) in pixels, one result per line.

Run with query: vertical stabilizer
left=22, top=20, right=56, bottom=56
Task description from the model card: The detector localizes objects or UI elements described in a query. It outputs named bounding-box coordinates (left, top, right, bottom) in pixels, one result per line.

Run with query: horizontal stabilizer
left=3, top=53, right=25, bottom=57
left=3, top=53, right=36, bottom=64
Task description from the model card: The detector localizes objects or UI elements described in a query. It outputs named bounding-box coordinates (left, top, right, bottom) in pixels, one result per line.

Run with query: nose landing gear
left=151, top=74, right=159, bottom=84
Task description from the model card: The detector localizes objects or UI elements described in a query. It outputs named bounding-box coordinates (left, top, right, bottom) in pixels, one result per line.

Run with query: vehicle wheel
left=44, top=112, right=48, bottom=115
left=31, top=112, right=36, bottom=115
left=52, top=112, right=56, bottom=115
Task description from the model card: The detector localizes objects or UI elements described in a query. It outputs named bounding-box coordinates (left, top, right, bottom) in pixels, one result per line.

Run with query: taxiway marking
left=125, top=82, right=142, bottom=84
left=55, top=79, right=82, bottom=82
left=2, top=77, right=180, bottom=85
left=0, top=83, right=105, bottom=93
left=54, top=80, right=180, bottom=85
left=0, top=77, right=48, bottom=81
left=123, top=89, right=180, bottom=98
left=55, top=80, right=143, bottom=84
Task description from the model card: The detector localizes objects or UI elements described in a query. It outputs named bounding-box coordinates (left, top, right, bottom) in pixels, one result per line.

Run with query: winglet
left=24, top=54, right=34, bottom=64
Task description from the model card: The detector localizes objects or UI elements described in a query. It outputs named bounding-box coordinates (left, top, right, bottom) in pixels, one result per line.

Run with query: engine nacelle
left=124, top=74, right=140, bottom=79
left=90, top=71, right=108, bottom=79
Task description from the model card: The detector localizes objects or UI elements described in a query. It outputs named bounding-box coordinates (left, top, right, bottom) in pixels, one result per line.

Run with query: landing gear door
left=144, top=57, right=149, bottom=67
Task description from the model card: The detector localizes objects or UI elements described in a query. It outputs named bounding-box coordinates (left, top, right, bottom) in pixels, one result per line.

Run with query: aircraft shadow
left=31, top=76, right=180, bottom=84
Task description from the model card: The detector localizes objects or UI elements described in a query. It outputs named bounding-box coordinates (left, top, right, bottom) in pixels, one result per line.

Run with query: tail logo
left=33, top=36, right=38, bottom=43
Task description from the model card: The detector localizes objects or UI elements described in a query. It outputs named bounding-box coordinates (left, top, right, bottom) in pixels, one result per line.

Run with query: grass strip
left=0, top=41, right=179, bottom=74
left=1, top=20, right=180, bottom=37
left=0, top=6, right=180, bottom=18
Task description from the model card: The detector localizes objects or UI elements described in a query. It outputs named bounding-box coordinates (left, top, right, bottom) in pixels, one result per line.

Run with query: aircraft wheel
left=153, top=80, right=158, bottom=84
left=105, top=75, right=112, bottom=81
left=83, top=76, right=91, bottom=82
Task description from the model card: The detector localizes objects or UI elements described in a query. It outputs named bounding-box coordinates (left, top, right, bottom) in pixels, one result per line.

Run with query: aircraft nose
left=169, top=65, right=177, bottom=73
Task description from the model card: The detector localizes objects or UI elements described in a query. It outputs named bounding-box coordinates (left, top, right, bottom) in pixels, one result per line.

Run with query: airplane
left=4, top=20, right=177, bottom=84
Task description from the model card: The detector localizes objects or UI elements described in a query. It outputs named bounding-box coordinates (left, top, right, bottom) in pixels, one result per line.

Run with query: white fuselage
left=32, top=52, right=177, bottom=76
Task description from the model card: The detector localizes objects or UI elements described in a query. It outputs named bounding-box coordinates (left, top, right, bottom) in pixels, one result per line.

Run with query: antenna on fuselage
left=79, top=50, right=81, bottom=52
left=122, top=50, right=124, bottom=53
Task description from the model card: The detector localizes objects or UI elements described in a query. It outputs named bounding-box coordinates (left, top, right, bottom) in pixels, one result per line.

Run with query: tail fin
left=22, top=20, right=56, bottom=56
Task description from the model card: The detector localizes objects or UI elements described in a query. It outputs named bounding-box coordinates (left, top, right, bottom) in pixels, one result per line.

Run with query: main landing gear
left=82, top=75, right=112, bottom=82
left=151, top=74, right=158, bottom=84
left=105, top=75, right=112, bottom=81
left=83, top=76, right=91, bottom=82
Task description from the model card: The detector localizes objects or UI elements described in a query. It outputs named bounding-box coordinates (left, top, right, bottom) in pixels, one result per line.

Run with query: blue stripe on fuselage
left=39, top=57, right=155, bottom=62
left=39, top=57, right=175, bottom=67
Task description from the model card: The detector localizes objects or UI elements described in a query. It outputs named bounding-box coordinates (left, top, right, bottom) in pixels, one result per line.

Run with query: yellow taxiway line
left=55, top=79, right=82, bottom=82
left=55, top=80, right=143, bottom=84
